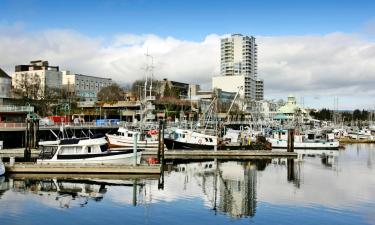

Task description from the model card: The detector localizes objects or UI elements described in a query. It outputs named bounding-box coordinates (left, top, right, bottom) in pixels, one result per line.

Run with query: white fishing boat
left=0, top=158, right=5, bottom=176
left=164, top=128, right=217, bottom=150
left=38, top=136, right=142, bottom=165
left=106, top=127, right=160, bottom=150
left=268, top=130, right=339, bottom=150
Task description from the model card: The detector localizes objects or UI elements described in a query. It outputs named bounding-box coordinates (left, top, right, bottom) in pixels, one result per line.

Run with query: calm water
left=0, top=144, right=374, bottom=225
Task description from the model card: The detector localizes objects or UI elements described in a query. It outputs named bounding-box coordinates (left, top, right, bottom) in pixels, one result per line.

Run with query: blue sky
left=1, top=0, right=375, bottom=110
left=1, top=0, right=375, bottom=40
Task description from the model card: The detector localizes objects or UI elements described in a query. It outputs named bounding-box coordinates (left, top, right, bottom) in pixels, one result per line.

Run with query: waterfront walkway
left=0, top=122, right=119, bottom=131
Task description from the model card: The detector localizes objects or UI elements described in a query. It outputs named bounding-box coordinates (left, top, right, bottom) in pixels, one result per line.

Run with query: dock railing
left=0, top=121, right=120, bottom=129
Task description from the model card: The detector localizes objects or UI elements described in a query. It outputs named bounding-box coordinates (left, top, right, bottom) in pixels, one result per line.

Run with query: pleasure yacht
left=106, top=127, right=160, bottom=151
left=268, top=130, right=339, bottom=150
left=38, top=136, right=141, bottom=165
left=164, top=128, right=217, bottom=150
left=0, top=158, right=5, bottom=176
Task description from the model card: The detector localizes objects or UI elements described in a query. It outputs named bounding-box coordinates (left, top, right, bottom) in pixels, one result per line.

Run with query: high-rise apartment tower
left=213, top=34, right=262, bottom=100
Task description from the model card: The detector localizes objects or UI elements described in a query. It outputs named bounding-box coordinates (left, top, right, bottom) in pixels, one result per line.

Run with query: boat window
left=128, top=133, right=133, bottom=137
left=182, top=134, right=185, bottom=138
left=88, top=146, right=91, bottom=153
left=60, top=146, right=81, bottom=155
left=205, top=138, right=208, bottom=142
left=38, top=146, right=58, bottom=159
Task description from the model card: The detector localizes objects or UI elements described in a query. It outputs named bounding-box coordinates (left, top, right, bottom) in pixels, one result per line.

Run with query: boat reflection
left=1, top=174, right=159, bottom=208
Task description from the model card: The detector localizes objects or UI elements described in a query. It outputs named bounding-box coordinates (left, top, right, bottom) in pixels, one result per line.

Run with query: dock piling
left=287, top=129, right=295, bottom=152
left=157, top=120, right=162, bottom=162
left=133, top=133, right=138, bottom=166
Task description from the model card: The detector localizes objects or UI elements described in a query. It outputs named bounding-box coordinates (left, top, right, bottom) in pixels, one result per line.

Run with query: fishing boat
left=164, top=128, right=217, bottom=150
left=38, top=136, right=142, bottom=165
left=268, top=129, right=339, bottom=150
left=0, top=158, right=5, bottom=176
left=106, top=127, right=160, bottom=150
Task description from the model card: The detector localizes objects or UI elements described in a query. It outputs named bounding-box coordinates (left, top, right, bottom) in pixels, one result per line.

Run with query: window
left=88, top=146, right=91, bottom=153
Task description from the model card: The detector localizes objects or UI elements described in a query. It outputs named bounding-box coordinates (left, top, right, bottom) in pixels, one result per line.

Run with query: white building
left=213, top=34, right=260, bottom=100
left=12, top=60, right=62, bottom=99
left=0, top=68, right=12, bottom=98
left=62, top=70, right=112, bottom=101
left=255, top=79, right=264, bottom=101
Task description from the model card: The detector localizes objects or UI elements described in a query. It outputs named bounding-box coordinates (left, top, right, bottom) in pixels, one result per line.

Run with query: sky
left=1, top=0, right=375, bottom=109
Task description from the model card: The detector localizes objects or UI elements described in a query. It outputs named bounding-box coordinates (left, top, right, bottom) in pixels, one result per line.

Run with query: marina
left=0, top=144, right=374, bottom=225
left=1, top=2, right=375, bottom=224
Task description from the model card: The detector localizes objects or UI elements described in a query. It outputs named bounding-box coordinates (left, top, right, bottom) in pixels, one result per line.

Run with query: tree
left=163, top=82, right=171, bottom=97
left=97, top=83, right=124, bottom=102
left=12, top=73, right=42, bottom=99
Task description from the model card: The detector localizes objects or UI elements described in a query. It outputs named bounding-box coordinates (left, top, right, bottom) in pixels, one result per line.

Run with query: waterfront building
left=213, top=34, right=262, bottom=100
left=274, top=95, right=311, bottom=122
left=62, top=70, right=112, bottom=102
left=158, top=78, right=190, bottom=98
left=12, top=60, right=62, bottom=99
left=0, top=68, right=12, bottom=98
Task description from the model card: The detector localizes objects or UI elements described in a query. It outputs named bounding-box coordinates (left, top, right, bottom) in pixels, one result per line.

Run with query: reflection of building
left=62, top=70, right=112, bottom=102
left=218, top=161, right=257, bottom=218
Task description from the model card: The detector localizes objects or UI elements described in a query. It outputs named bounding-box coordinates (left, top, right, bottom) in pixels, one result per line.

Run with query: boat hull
left=0, top=160, right=5, bottom=176
left=37, top=151, right=142, bottom=165
left=268, top=139, right=339, bottom=150
left=164, top=138, right=216, bottom=150
left=106, top=134, right=159, bottom=150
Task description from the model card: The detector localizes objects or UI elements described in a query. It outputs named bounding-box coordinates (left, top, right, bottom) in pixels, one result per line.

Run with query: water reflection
left=172, top=159, right=272, bottom=219
left=0, top=174, right=158, bottom=209
left=0, top=145, right=374, bottom=225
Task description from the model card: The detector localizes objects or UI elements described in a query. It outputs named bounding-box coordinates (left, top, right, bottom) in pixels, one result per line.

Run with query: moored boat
left=106, top=127, right=160, bottom=151
left=164, top=128, right=217, bottom=150
left=267, top=129, right=339, bottom=150
left=0, top=158, right=5, bottom=176
left=38, top=136, right=142, bottom=165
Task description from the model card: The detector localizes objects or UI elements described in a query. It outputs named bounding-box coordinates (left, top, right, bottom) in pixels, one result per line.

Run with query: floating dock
left=144, top=150, right=297, bottom=159
left=5, top=163, right=162, bottom=174
left=0, top=148, right=40, bottom=157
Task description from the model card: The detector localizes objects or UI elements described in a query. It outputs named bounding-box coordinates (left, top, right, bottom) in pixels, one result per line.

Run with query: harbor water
left=0, top=144, right=374, bottom=225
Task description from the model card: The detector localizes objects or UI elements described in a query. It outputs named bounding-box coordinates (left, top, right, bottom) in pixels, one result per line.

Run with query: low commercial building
left=212, top=75, right=248, bottom=99
left=62, top=70, right=112, bottom=102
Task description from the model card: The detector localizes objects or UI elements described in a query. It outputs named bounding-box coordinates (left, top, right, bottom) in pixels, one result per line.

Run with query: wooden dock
left=5, top=163, right=162, bottom=174
left=144, top=150, right=297, bottom=159
left=0, top=148, right=40, bottom=157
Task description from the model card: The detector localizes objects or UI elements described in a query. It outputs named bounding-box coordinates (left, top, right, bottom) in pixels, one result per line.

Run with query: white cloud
left=1, top=25, right=375, bottom=107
